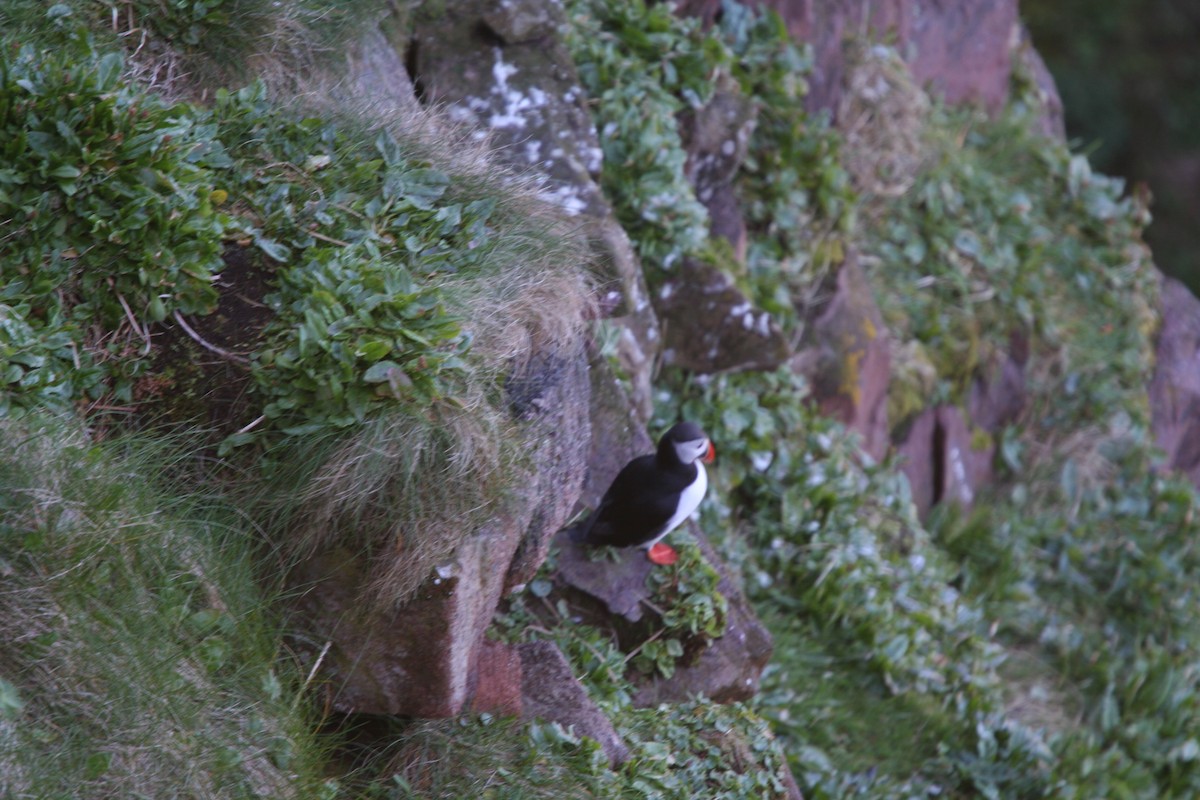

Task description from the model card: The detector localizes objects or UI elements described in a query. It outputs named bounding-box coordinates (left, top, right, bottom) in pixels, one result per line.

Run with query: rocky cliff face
left=285, top=0, right=1200, bottom=764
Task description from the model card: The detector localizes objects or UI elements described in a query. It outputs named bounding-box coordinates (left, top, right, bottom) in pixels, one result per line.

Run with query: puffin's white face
left=673, top=436, right=715, bottom=465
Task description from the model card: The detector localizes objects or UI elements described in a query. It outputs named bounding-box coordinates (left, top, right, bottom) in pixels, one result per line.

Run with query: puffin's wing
left=576, top=456, right=683, bottom=548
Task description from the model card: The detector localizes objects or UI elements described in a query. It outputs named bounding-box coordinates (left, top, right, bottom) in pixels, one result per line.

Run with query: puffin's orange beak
left=702, top=440, right=716, bottom=464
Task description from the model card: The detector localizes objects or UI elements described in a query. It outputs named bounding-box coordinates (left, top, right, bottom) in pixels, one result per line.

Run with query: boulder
left=1150, top=275, right=1200, bottom=488
left=896, top=408, right=938, bottom=518
left=289, top=340, right=590, bottom=717
left=578, top=349, right=657, bottom=513
left=934, top=405, right=994, bottom=511
left=897, top=405, right=995, bottom=520
left=337, top=26, right=422, bottom=117
left=966, top=341, right=1027, bottom=433
left=553, top=524, right=773, bottom=705
left=657, top=259, right=791, bottom=374
left=592, top=218, right=661, bottom=422
left=518, top=640, right=631, bottom=765
left=791, top=253, right=891, bottom=461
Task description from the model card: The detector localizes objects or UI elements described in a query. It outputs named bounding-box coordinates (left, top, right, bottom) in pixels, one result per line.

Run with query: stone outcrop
left=677, top=0, right=1020, bottom=116
left=791, top=254, right=892, bottom=461
left=1150, top=276, right=1200, bottom=488
left=290, top=340, right=591, bottom=717
left=680, top=75, right=757, bottom=261
left=466, top=638, right=634, bottom=766
left=411, top=0, right=661, bottom=419
left=553, top=523, right=774, bottom=705
left=657, top=259, right=791, bottom=374
left=897, top=346, right=1026, bottom=518
left=518, top=641, right=631, bottom=765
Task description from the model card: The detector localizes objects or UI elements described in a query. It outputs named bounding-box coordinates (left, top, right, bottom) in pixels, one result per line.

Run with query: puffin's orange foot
left=647, top=542, right=678, bottom=565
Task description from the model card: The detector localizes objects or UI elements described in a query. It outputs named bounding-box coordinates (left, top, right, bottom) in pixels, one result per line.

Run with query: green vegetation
left=561, top=0, right=1200, bottom=796
left=0, top=38, right=227, bottom=412
left=1, top=15, right=586, bottom=444
left=637, top=539, right=728, bottom=678
left=2, top=0, right=1196, bottom=798
left=0, top=415, right=333, bottom=798
left=862, top=98, right=1156, bottom=420
left=563, top=0, right=852, bottom=309
left=372, top=697, right=792, bottom=799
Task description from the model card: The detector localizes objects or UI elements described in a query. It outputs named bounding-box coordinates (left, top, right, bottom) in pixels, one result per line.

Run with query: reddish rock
left=935, top=405, right=994, bottom=511
left=518, top=641, right=631, bottom=765
left=792, top=253, right=891, bottom=461
left=578, top=350, right=657, bottom=514
left=468, top=638, right=524, bottom=717
left=1150, top=275, right=1200, bottom=488
left=554, top=526, right=656, bottom=622
left=967, top=345, right=1027, bottom=433
left=1013, top=24, right=1066, bottom=140
left=592, top=217, right=661, bottom=423
left=897, top=408, right=937, bottom=518
left=291, top=533, right=520, bottom=717
left=504, top=344, right=592, bottom=591
left=678, top=0, right=1019, bottom=116
left=902, top=0, right=1018, bottom=114
left=897, top=405, right=994, bottom=519
left=657, top=259, right=790, bottom=374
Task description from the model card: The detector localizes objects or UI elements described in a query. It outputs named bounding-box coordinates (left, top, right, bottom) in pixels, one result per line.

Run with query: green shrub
left=0, top=39, right=227, bottom=411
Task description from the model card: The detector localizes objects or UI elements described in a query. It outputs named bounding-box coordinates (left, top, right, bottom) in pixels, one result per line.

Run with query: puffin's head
left=663, top=421, right=715, bottom=466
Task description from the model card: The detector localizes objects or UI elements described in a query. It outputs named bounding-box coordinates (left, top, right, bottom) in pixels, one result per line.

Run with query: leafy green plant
left=0, top=39, right=227, bottom=411
left=563, top=0, right=713, bottom=273
left=634, top=539, right=728, bottom=678
left=721, top=4, right=856, bottom=321
left=565, top=0, right=854, bottom=321
left=199, top=84, right=586, bottom=446
left=862, top=101, right=1157, bottom=420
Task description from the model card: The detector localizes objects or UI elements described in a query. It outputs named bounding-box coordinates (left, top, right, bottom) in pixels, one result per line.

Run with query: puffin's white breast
left=647, top=462, right=707, bottom=548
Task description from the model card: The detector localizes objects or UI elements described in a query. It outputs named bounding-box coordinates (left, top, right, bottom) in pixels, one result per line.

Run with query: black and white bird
left=571, top=421, right=715, bottom=565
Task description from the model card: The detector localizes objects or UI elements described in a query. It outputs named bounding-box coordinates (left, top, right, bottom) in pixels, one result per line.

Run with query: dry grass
left=113, top=0, right=389, bottom=103
left=0, top=416, right=328, bottom=799
left=838, top=42, right=931, bottom=202
left=272, top=214, right=592, bottom=609
left=999, top=644, right=1082, bottom=738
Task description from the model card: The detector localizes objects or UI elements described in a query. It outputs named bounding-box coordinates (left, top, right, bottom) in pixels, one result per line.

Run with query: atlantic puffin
left=572, top=421, right=715, bottom=565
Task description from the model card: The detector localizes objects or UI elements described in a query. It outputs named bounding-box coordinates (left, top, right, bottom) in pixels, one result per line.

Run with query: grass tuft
left=0, top=414, right=331, bottom=799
